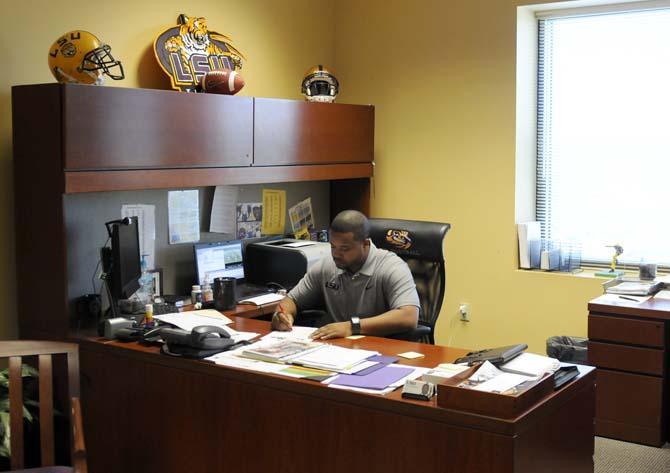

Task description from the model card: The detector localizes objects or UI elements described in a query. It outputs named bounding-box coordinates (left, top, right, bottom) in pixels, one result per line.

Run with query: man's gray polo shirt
left=288, top=242, right=420, bottom=323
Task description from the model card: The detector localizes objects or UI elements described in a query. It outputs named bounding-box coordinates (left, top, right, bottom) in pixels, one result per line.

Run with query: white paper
left=467, top=360, right=503, bottom=383
left=283, top=241, right=316, bottom=248
left=470, top=372, right=534, bottom=393
left=168, top=190, right=200, bottom=244
left=291, top=345, right=379, bottom=371
left=500, top=352, right=560, bottom=378
left=210, top=186, right=238, bottom=234
left=207, top=351, right=287, bottom=373
left=654, top=290, right=670, bottom=300
left=154, top=312, right=229, bottom=329
left=595, top=293, right=651, bottom=304
left=239, top=293, right=284, bottom=306
left=262, top=326, right=316, bottom=341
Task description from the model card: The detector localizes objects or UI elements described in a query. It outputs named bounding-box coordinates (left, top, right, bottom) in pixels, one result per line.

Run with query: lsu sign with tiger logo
left=154, top=14, right=245, bottom=91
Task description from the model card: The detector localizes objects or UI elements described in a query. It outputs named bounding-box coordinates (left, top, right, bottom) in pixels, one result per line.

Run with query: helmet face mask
left=49, top=31, right=125, bottom=85
left=301, top=65, right=339, bottom=103
left=81, top=44, right=125, bottom=80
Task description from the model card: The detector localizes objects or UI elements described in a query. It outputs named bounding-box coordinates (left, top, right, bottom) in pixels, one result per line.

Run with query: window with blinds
left=536, top=5, right=670, bottom=267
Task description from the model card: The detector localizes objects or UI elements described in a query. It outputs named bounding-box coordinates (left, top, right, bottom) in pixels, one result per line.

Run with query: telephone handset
left=160, top=325, right=234, bottom=350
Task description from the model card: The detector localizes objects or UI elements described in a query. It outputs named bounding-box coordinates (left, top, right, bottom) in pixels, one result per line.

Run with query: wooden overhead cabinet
left=12, top=83, right=374, bottom=339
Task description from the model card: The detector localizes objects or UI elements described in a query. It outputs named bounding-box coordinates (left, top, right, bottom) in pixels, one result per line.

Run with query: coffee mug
left=213, top=277, right=237, bottom=311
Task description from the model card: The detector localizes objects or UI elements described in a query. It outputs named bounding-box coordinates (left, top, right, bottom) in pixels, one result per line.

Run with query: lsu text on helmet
left=301, top=65, right=339, bottom=103
left=48, top=30, right=125, bottom=85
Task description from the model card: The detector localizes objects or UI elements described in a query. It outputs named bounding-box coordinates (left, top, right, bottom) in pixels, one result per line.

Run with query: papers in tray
left=458, top=361, right=535, bottom=394
left=606, top=280, right=662, bottom=296
left=499, top=352, right=560, bottom=379
left=238, top=293, right=284, bottom=306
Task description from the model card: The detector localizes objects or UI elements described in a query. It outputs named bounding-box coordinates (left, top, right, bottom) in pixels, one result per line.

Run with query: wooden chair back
left=0, top=341, right=86, bottom=472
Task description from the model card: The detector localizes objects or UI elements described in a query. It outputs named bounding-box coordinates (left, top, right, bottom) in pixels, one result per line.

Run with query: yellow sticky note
left=397, top=351, right=425, bottom=359
left=261, top=189, right=286, bottom=234
left=346, top=335, right=366, bottom=340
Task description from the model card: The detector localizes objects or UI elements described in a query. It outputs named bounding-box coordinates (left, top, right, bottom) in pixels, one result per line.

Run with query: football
left=200, top=69, right=245, bottom=95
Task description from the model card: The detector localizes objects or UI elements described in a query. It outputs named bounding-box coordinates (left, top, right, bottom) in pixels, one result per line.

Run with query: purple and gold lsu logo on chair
left=385, top=229, right=412, bottom=250
left=154, top=14, right=245, bottom=92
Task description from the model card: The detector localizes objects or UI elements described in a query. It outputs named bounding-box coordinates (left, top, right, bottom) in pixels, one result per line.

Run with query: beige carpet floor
left=595, top=437, right=670, bottom=472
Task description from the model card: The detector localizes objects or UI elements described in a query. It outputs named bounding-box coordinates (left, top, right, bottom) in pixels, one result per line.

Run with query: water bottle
left=137, top=256, right=154, bottom=304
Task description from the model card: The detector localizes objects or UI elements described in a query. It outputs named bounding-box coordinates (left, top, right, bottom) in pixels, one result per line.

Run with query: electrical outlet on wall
left=459, top=303, right=470, bottom=322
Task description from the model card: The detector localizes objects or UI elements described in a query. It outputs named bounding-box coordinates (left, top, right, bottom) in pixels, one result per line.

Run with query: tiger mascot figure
left=164, top=14, right=244, bottom=82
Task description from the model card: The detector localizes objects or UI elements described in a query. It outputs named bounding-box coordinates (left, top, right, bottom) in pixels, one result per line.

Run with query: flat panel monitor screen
left=194, top=240, right=245, bottom=285
left=111, top=216, right=141, bottom=300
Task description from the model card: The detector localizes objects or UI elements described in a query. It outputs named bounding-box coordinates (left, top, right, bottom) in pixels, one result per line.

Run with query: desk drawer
left=589, top=341, right=664, bottom=376
left=595, top=369, right=663, bottom=444
left=588, top=314, right=664, bottom=347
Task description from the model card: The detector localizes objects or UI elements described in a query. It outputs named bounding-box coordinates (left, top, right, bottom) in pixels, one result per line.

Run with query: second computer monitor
left=193, top=240, right=245, bottom=285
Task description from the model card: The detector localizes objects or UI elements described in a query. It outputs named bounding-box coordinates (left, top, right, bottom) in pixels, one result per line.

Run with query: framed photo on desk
left=149, top=269, right=162, bottom=296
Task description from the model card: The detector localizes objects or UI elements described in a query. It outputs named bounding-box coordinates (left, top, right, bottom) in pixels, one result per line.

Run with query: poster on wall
left=154, top=14, right=245, bottom=92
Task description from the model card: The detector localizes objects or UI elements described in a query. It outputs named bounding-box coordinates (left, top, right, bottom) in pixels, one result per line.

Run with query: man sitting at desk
left=271, top=210, right=419, bottom=339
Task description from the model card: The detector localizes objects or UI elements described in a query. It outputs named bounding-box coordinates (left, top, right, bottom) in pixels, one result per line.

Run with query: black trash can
left=546, top=336, right=588, bottom=364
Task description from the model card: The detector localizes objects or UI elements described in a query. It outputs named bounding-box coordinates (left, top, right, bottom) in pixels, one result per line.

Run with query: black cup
left=213, top=277, right=237, bottom=311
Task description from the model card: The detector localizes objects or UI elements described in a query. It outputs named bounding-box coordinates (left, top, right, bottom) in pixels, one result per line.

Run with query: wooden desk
left=79, top=317, right=595, bottom=473
left=588, top=295, right=670, bottom=446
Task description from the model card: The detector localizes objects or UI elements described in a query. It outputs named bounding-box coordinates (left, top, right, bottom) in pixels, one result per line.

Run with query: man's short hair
left=330, top=210, right=370, bottom=242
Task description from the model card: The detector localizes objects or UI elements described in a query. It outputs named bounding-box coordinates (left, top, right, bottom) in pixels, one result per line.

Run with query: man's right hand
left=271, top=309, right=294, bottom=331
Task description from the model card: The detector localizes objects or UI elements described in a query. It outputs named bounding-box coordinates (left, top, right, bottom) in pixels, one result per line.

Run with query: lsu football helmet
left=301, top=65, right=339, bottom=103
left=48, top=31, right=125, bottom=85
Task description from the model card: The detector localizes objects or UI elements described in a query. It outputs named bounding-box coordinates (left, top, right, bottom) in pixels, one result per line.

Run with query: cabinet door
left=63, top=85, right=253, bottom=170
left=254, top=98, right=374, bottom=165
left=595, top=369, right=664, bottom=446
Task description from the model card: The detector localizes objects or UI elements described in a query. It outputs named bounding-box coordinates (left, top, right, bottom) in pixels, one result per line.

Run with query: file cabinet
left=588, top=297, right=670, bottom=446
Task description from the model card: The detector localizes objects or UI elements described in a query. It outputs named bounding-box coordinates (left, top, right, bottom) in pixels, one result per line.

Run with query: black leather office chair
left=368, top=218, right=451, bottom=344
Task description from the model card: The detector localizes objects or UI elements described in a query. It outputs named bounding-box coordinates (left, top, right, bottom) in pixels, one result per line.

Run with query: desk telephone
left=160, top=325, right=241, bottom=359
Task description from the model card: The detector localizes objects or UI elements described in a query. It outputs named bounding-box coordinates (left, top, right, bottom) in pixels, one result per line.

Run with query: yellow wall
left=0, top=0, right=335, bottom=339
left=334, top=0, right=604, bottom=352
left=2, top=0, right=606, bottom=351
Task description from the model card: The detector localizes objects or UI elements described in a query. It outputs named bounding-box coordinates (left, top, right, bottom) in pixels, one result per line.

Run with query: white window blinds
left=537, top=7, right=670, bottom=266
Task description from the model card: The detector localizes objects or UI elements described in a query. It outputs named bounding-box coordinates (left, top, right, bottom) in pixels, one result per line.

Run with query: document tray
left=435, top=364, right=554, bottom=418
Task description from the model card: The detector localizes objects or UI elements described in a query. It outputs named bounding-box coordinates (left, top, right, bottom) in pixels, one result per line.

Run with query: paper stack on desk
left=606, top=280, right=663, bottom=296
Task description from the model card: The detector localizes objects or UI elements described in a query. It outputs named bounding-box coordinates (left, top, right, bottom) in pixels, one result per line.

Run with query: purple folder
left=331, top=366, right=414, bottom=390
left=367, top=355, right=399, bottom=364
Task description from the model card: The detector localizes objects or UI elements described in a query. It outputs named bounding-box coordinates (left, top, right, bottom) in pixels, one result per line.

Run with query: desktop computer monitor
left=193, top=240, right=245, bottom=285
left=106, top=216, right=141, bottom=301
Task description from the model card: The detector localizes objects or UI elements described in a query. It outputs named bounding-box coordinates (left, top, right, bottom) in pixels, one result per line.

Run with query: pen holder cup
left=214, top=277, right=237, bottom=311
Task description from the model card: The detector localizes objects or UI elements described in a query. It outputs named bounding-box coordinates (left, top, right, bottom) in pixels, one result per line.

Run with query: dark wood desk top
left=78, top=315, right=595, bottom=438
left=589, top=294, right=670, bottom=320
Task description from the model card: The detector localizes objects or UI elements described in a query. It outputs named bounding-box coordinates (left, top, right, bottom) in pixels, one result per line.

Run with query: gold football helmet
left=48, top=31, right=124, bottom=85
left=301, top=65, right=339, bottom=103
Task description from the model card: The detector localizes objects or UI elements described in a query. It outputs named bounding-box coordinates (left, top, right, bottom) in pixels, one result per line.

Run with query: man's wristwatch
left=350, top=317, right=361, bottom=336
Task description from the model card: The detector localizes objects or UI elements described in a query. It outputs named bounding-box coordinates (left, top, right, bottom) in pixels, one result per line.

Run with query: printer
left=244, top=239, right=331, bottom=289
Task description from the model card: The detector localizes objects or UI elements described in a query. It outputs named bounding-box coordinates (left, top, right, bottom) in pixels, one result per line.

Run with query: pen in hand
left=273, top=303, right=293, bottom=331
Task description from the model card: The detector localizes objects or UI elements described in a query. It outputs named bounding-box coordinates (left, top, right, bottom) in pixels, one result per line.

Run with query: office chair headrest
left=368, top=218, right=451, bottom=262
